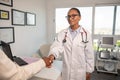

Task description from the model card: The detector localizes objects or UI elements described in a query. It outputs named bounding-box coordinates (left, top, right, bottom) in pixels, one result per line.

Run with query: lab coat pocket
left=76, top=42, right=86, bottom=52
left=77, top=42, right=86, bottom=48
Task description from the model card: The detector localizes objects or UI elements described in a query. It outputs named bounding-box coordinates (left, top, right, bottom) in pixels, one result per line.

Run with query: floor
left=91, top=69, right=120, bottom=80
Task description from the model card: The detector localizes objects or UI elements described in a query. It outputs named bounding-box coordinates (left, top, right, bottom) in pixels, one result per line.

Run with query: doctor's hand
left=86, top=72, right=91, bottom=80
left=42, top=57, right=52, bottom=67
left=49, top=54, right=55, bottom=61
left=47, top=54, right=55, bottom=68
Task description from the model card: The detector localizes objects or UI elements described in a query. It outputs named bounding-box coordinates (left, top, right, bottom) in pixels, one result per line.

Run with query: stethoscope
left=62, top=28, right=89, bottom=43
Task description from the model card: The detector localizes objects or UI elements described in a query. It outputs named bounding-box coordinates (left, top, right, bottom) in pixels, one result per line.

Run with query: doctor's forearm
left=85, top=43, right=94, bottom=73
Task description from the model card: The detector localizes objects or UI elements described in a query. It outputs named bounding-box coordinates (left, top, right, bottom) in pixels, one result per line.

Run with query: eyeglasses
left=65, top=14, right=79, bottom=19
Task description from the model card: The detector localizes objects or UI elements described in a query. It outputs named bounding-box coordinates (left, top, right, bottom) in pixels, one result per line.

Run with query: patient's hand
left=42, top=57, right=52, bottom=67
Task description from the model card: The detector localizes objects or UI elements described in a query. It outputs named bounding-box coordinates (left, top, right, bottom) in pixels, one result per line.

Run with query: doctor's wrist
left=49, top=54, right=55, bottom=61
left=86, top=72, right=91, bottom=80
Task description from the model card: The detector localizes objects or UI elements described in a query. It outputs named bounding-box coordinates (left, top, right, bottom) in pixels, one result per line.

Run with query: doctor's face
left=67, top=9, right=81, bottom=26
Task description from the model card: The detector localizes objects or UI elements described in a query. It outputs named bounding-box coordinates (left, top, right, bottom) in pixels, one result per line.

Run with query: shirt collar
left=69, top=25, right=81, bottom=33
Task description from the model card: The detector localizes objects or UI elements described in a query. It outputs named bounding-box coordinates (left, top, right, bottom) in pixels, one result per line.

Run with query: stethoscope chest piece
left=62, top=32, right=67, bottom=43
left=63, top=39, right=66, bottom=43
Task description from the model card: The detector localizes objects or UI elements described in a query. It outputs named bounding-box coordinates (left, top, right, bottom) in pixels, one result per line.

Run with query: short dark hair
left=68, top=8, right=81, bottom=16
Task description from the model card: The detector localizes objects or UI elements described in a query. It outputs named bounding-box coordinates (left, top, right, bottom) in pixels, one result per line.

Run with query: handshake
left=42, top=54, right=55, bottom=67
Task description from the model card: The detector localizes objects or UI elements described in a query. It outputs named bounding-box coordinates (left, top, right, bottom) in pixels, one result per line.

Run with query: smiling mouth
left=69, top=21, right=74, bottom=24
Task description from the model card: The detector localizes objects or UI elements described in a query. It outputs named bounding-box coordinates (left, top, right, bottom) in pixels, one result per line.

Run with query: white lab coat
left=0, top=49, right=45, bottom=80
left=49, top=27, right=94, bottom=80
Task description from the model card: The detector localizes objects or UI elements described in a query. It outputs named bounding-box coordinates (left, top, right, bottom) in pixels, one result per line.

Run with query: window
left=55, top=5, right=120, bottom=36
left=55, top=7, right=93, bottom=33
left=55, top=5, right=120, bottom=51
left=55, top=8, right=69, bottom=33
left=94, top=6, right=114, bottom=35
left=78, top=7, right=92, bottom=33
left=115, top=6, right=120, bottom=35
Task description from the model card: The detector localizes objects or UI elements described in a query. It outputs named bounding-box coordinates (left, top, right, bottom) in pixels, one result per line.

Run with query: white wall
left=46, top=0, right=120, bottom=43
left=0, top=0, right=120, bottom=57
left=0, top=0, right=47, bottom=56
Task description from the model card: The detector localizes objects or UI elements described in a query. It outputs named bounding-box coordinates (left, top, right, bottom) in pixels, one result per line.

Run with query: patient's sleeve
left=0, top=49, right=45, bottom=80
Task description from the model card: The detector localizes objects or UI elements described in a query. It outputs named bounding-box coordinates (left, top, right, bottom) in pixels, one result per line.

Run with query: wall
left=0, top=0, right=47, bottom=56
left=0, top=0, right=120, bottom=56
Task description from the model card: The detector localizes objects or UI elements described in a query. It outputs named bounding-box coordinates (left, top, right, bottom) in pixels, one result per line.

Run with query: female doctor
left=48, top=8, right=94, bottom=80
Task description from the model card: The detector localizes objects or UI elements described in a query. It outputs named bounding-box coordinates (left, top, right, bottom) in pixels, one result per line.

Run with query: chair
left=39, top=43, right=51, bottom=57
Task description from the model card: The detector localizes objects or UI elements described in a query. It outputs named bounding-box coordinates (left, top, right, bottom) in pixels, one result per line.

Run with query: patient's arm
left=0, top=49, right=46, bottom=80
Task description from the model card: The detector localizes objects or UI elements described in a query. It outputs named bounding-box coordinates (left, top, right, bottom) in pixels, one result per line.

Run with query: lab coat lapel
left=63, top=28, right=72, bottom=43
